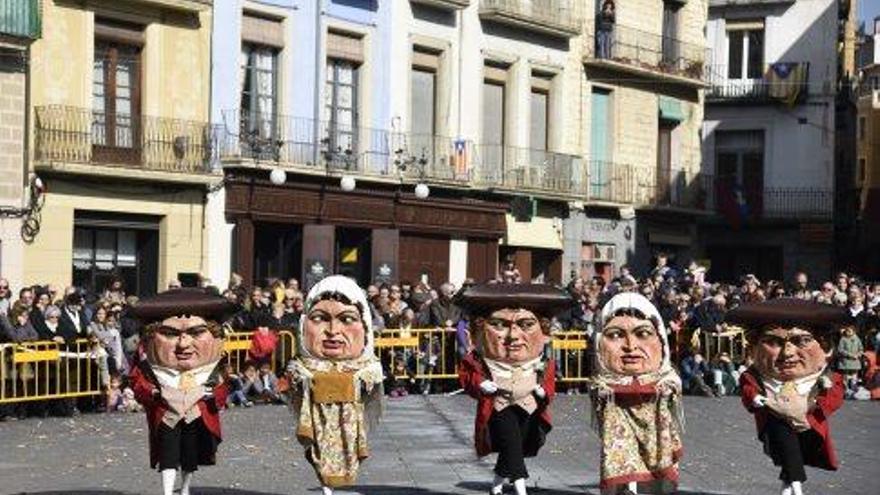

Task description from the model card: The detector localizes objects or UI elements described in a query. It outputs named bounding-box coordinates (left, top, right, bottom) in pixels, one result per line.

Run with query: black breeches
left=762, top=415, right=823, bottom=483
left=158, top=419, right=217, bottom=472
left=489, top=406, right=534, bottom=480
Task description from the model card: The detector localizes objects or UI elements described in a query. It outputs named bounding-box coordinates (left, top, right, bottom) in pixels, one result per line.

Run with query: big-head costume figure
left=726, top=299, right=848, bottom=495
left=128, top=289, right=234, bottom=495
left=457, top=283, right=571, bottom=495
left=289, top=276, right=384, bottom=495
left=591, top=292, right=684, bottom=495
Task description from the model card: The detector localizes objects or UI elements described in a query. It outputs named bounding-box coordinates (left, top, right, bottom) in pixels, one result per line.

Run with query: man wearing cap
left=128, top=289, right=234, bottom=495
left=726, top=299, right=848, bottom=495
left=591, top=292, right=684, bottom=495
left=457, top=283, right=571, bottom=495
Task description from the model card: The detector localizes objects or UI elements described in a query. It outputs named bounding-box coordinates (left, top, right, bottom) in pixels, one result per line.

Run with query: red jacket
left=458, top=352, right=556, bottom=457
left=130, top=360, right=228, bottom=468
left=739, top=368, right=844, bottom=470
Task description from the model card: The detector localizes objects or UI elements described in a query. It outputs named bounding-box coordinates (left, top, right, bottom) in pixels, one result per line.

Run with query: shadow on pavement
left=16, top=490, right=285, bottom=495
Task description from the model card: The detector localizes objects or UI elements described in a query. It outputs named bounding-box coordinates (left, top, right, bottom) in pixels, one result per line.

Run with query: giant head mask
left=725, top=298, right=847, bottom=381
left=131, top=289, right=233, bottom=371
left=456, top=283, right=571, bottom=365
left=597, top=293, right=670, bottom=377
left=299, top=275, right=373, bottom=361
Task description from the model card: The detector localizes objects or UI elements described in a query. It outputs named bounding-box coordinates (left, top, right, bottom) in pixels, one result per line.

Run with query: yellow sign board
left=375, top=337, right=420, bottom=348
left=552, top=339, right=588, bottom=350
left=14, top=349, right=60, bottom=363
left=224, top=340, right=252, bottom=352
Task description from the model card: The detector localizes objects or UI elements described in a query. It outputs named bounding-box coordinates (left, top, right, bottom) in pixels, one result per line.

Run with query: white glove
left=752, top=395, right=768, bottom=408
left=479, top=380, right=498, bottom=395
left=533, top=385, right=546, bottom=399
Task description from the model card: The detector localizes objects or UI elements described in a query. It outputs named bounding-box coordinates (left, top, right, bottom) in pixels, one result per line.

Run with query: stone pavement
left=0, top=395, right=876, bottom=495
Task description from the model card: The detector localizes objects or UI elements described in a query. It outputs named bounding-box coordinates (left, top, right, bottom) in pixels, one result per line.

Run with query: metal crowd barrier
left=222, top=330, right=297, bottom=374
left=701, top=325, right=748, bottom=363
left=1, top=328, right=590, bottom=404
left=0, top=339, right=104, bottom=404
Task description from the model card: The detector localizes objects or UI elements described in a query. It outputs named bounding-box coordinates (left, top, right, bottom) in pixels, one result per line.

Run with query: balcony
left=221, top=111, right=474, bottom=186
left=410, top=0, right=470, bottom=10
left=473, top=145, right=587, bottom=198
left=0, top=0, right=41, bottom=39
left=35, top=105, right=215, bottom=178
left=478, top=0, right=582, bottom=38
left=713, top=180, right=833, bottom=221
left=706, top=62, right=810, bottom=105
left=584, top=23, right=708, bottom=87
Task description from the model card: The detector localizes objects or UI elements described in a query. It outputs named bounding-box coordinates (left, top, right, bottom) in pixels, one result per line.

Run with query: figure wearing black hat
left=127, top=289, right=235, bottom=495
left=726, top=299, right=848, bottom=495
left=457, top=284, right=571, bottom=495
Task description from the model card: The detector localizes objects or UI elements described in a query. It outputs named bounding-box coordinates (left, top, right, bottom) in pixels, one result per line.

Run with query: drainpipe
left=312, top=0, right=324, bottom=166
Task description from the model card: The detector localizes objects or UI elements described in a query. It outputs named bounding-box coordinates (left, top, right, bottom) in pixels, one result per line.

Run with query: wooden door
left=399, top=233, right=449, bottom=287
left=467, top=238, right=499, bottom=283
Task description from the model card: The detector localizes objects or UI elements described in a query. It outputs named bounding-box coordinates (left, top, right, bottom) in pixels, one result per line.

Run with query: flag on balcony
left=767, top=63, right=806, bottom=107
left=717, top=181, right=749, bottom=229
left=452, top=139, right=469, bottom=178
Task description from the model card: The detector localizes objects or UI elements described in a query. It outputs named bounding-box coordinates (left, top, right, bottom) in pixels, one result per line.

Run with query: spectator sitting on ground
left=248, top=323, right=279, bottom=366
left=680, top=347, right=715, bottom=397
left=253, top=362, right=281, bottom=403
left=709, top=352, right=738, bottom=396
left=221, top=363, right=254, bottom=408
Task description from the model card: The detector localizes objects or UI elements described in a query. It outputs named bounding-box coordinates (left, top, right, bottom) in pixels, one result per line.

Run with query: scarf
left=292, top=354, right=383, bottom=488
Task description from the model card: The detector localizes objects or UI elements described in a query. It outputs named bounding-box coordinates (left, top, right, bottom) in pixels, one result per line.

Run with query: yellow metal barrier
left=222, top=330, right=296, bottom=375
left=551, top=331, right=591, bottom=385
left=376, top=328, right=459, bottom=380
left=1, top=339, right=105, bottom=404
left=702, top=325, right=748, bottom=363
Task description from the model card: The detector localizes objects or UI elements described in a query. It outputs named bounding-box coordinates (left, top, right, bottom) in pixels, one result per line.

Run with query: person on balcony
left=597, top=0, right=616, bottom=59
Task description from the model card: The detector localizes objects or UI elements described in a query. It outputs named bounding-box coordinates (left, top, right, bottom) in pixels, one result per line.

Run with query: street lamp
left=269, top=167, right=286, bottom=185
left=414, top=182, right=430, bottom=199
left=340, top=175, right=356, bottom=192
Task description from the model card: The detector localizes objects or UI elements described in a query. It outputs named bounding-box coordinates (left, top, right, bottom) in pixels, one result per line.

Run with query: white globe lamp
left=269, top=168, right=286, bottom=185
left=340, top=175, right=356, bottom=192
left=414, top=183, right=430, bottom=199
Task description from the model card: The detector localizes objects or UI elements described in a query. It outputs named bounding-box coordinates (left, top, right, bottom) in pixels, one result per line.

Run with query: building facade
left=26, top=0, right=217, bottom=296
left=853, top=17, right=880, bottom=276
left=701, top=0, right=838, bottom=283
left=566, top=0, right=709, bottom=281
left=0, top=0, right=40, bottom=291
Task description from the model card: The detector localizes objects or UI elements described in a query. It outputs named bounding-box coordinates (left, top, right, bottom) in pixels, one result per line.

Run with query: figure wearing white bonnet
left=590, top=292, right=684, bottom=495
left=287, top=275, right=384, bottom=495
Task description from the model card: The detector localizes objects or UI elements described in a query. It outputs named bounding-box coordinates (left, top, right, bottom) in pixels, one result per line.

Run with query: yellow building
left=856, top=64, right=880, bottom=274
left=26, top=0, right=216, bottom=295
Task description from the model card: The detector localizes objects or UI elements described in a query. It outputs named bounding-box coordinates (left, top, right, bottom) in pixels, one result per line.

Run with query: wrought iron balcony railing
left=713, top=180, right=833, bottom=220
left=0, top=0, right=41, bottom=39
left=584, top=23, right=708, bottom=83
left=479, top=0, right=582, bottom=37
left=473, top=144, right=588, bottom=197
left=706, top=62, right=810, bottom=104
left=35, top=105, right=214, bottom=174
left=222, top=111, right=474, bottom=184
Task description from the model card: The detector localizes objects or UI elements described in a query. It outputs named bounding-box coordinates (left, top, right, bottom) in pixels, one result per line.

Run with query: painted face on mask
left=303, top=299, right=366, bottom=360
left=599, top=315, right=664, bottom=376
left=752, top=327, right=828, bottom=381
left=480, top=308, right=547, bottom=364
left=146, top=316, right=224, bottom=371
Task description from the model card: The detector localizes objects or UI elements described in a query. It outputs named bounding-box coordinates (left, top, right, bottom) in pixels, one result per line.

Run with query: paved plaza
left=0, top=395, right=876, bottom=495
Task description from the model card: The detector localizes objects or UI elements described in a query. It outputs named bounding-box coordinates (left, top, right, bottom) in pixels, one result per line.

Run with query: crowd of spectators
left=3, top=254, right=880, bottom=420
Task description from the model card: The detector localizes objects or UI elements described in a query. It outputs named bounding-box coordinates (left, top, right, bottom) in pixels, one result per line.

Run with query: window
left=73, top=227, right=156, bottom=297
left=240, top=43, right=279, bottom=150
left=727, top=25, right=764, bottom=80
left=324, top=58, right=359, bottom=165
left=715, top=130, right=764, bottom=211
left=858, top=158, right=867, bottom=183
left=530, top=73, right=551, bottom=151
left=661, top=1, right=681, bottom=65
left=859, top=116, right=866, bottom=141
left=482, top=79, right=506, bottom=171
left=410, top=48, right=440, bottom=172
left=93, top=21, right=142, bottom=163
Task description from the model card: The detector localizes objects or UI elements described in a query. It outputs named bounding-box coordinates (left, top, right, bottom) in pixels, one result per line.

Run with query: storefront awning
left=659, top=96, right=685, bottom=122
left=505, top=214, right=563, bottom=250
